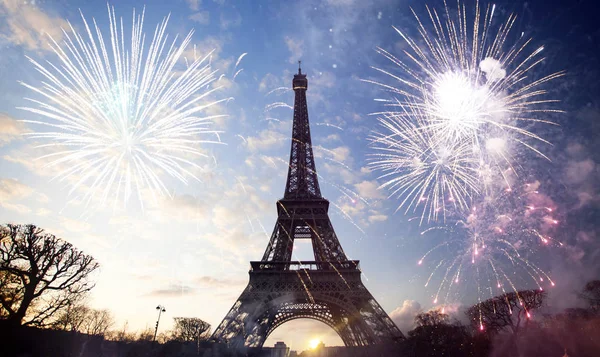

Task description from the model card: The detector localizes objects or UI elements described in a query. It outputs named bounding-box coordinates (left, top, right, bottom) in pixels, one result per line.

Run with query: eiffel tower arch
left=211, top=65, right=405, bottom=348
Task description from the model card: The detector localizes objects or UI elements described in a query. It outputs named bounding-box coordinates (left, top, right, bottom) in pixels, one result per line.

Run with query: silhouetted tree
left=0, top=270, right=23, bottom=318
left=0, top=224, right=99, bottom=326
left=108, top=321, right=137, bottom=342
left=137, top=327, right=155, bottom=342
left=171, top=317, right=211, bottom=343
left=543, top=307, right=600, bottom=357
left=405, top=309, right=473, bottom=357
left=53, top=300, right=90, bottom=332
left=415, top=309, right=450, bottom=326
left=53, top=299, right=114, bottom=336
left=465, top=289, right=546, bottom=335
left=579, top=280, right=600, bottom=312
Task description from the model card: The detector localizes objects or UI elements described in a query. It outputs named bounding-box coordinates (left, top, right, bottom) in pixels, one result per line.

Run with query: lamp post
left=153, top=305, right=166, bottom=342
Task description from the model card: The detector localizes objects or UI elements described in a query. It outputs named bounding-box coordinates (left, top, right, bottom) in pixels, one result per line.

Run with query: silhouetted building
left=272, top=341, right=290, bottom=357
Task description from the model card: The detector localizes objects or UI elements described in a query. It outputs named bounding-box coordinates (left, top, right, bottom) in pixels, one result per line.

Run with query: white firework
left=19, top=5, right=226, bottom=208
left=370, top=104, right=480, bottom=223
left=367, top=0, right=564, bottom=221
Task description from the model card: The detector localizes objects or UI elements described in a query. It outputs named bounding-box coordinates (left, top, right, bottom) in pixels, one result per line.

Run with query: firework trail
left=418, top=178, right=560, bottom=316
left=19, top=5, right=227, bottom=208
left=367, top=0, right=564, bottom=222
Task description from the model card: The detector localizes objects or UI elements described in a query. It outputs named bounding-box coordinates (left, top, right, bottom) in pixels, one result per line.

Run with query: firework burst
left=367, top=0, right=564, bottom=222
left=418, top=179, right=560, bottom=312
left=370, top=106, right=480, bottom=223
left=19, top=5, right=227, bottom=208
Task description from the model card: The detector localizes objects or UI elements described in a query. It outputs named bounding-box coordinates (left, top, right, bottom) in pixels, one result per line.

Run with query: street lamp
left=153, top=305, right=166, bottom=342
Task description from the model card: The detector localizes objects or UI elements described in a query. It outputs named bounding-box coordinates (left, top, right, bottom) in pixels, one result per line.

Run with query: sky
left=0, top=0, right=599, bottom=352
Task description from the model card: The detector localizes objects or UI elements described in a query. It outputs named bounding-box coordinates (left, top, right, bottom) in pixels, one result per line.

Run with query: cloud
left=60, top=217, right=91, bottom=233
left=220, top=10, right=242, bottom=30
left=1, top=202, right=31, bottom=214
left=259, top=73, right=281, bottom=92
left=325, top=0, right=357, bottom=6
left=0, top=178, right=33, bottom=199
left=185, top=0, right=201, bottom=11
left=354, top=180, right=384, bottom=199
left=0, top=178, right=33, bottom=213
left=564, top=159, right=595, bottom=185
left=189, top=11, right=210, bottom=25
left=285, top=36, right=304, bottom=64
left=245, top=129, right=287, bottom=152
left=325, top=134, right=341, bottom=142
left=148, top=193, right=209, bottom=223
left=185, top=36, right=225, bottom=65
left=307, top=72, right=338, bottom=106
left=368, top=214, right=387, bottom=223
left=36, top=208, right=52, bottom=216
left=147, top=284, right=195, bottom=297
left=2, top=142, right=73, bottom=177
left=0, top=0, right=70, bottom=51
left=195, top=275, right=246, bottom=288
left=322, top=163, right=356, bottom=185
left=336, top=197, right=367, bottom=218
left=390, top=300, right=422, bottom=333
left=329, top=146, right=351, bottom=162
left=311, top=71, right=336, bottom=89
left=0, top=113, right=26, bottom=146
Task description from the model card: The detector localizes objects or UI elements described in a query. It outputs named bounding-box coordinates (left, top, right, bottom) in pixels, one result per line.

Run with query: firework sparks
left=370, top=106, right=481, bottom=223
left=19, top=5, right=227, bottom=208
left=367, top=1, right=564, bottom=221
left=418, top=180, right=560, bottom=311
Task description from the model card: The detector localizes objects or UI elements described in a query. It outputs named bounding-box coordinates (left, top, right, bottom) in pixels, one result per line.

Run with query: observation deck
left=250, top=260, right=360, bottom=272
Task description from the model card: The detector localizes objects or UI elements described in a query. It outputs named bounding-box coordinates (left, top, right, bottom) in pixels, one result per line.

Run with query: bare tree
left=53, top=300, right=114, bottom=336
left=466, top=289, right=546, bottom=335
left=407, top=309, right=473, bottom=357
left=85, top=308, right=113, bottom=336
left=0, top=224, right=99, bottom=326
left=579, top=280, right=600, bottom=311
left=0, top=270, right=23, bottom=319
left=53, top=300, right=90, bottom=332
left=415, top=309, right=450, bottom=327
left=172, top=317, right=211, bottom=343
left=137, top=327, right=155, bottom=342
left=107, top=321, right=137, bottom=342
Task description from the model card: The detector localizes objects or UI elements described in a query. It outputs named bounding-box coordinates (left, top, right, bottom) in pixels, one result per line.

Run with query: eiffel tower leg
left=212, top=273, right=404, bottom=348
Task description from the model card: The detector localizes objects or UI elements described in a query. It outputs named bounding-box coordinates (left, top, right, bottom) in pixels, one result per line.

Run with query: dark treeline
left=2, top=224, right=600, bottom=356
left=400, top=283, right=600, bottom=357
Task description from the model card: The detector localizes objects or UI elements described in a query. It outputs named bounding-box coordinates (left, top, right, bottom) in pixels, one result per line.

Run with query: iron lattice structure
left=211, top=67, right=405, bottom=348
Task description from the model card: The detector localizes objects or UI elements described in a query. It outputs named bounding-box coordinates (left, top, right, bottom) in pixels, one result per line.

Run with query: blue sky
left=0, top=0, right=599, bottom=351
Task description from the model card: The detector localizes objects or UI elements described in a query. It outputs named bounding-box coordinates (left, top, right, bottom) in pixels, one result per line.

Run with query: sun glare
left=309, top=338, right=321, bottom=349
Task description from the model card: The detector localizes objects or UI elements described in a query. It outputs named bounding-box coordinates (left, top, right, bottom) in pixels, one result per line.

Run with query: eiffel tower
left=211, top=64, right=405, bottom=348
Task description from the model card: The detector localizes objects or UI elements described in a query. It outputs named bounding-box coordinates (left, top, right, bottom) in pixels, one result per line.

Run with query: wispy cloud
left=185, top=0, right=201, bottom=11
left=0, top=0, right=69, bottom=51
left=245, top=129, right=288, bottom=152
left=219, top=10, right=242, bottom=30
left=354, top=180, right=384, bottom=199
left=195, top=275, right=246, bottom=288
left=147, top=284, right=195, bottom=297
left=189, top=11, right=210, bottom=25
left=0, top=178, right=33, bottom=213
left=284, top=36, right=304, bottom=64
left=0, top=113, right=27, bottom=146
